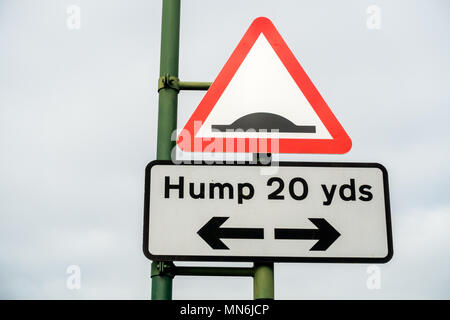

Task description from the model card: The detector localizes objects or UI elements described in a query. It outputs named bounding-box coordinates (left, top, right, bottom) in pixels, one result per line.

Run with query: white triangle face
left=195, top=34, right=332, bottom=140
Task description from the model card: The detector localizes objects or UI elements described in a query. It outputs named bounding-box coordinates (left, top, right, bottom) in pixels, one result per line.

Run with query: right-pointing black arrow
left=274, top=218, right=341, bottom=251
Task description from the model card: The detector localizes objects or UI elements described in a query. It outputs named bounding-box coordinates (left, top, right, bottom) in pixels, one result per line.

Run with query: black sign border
left=143, top=160, right=393, bottom=263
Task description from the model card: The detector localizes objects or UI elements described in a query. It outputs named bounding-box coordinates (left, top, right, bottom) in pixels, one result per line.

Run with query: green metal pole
left=156, top=0, right=180, bottom=160
left=179, top=81, right=212, bottom=91
left=253, top=263, right=274, bottom=299
left=151, top=0, right=180, bottom=300
left=151, top=262, right=174, bottom=300
left=252, top=154, right=275, bottom=300
left=175, top=266, right=254, bottom=277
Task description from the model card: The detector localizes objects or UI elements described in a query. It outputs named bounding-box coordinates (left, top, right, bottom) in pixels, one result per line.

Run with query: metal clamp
left=151, top=261, right=176, bottom=279
left=158, top=74, right=180, bottom=92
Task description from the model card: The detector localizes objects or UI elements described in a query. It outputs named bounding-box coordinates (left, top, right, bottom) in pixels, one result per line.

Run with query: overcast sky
left=1, top=0, right=450, bottom=299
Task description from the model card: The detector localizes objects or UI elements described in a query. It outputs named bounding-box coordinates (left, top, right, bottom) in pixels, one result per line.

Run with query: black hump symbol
left=211, top=112, right=316, bottom=133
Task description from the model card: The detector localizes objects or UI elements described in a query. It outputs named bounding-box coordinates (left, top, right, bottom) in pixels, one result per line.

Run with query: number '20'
left=267, top=177, right=308, bottom=200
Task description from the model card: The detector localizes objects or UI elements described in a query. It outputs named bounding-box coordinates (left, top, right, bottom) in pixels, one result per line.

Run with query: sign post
left=149, top=2, right=392, bottom=300
left=151, top=0, right=181, bottom=300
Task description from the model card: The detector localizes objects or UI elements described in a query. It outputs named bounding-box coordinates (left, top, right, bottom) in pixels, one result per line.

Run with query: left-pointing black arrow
left=197, top=217, right=264, bottom=250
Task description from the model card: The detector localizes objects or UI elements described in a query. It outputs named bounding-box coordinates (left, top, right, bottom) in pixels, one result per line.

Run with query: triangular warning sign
left=177, top=17, right=351, bottom=154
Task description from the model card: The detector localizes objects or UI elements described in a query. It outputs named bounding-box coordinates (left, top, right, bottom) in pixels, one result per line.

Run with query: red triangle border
left=177, top=17, right=351, bottom=154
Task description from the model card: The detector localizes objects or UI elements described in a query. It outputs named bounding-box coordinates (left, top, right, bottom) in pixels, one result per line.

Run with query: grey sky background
left=0, top=0, right=449, bottom=299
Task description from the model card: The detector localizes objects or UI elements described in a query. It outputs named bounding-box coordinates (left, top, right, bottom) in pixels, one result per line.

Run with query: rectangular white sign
left=143, top=161, right=392, bottom=263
